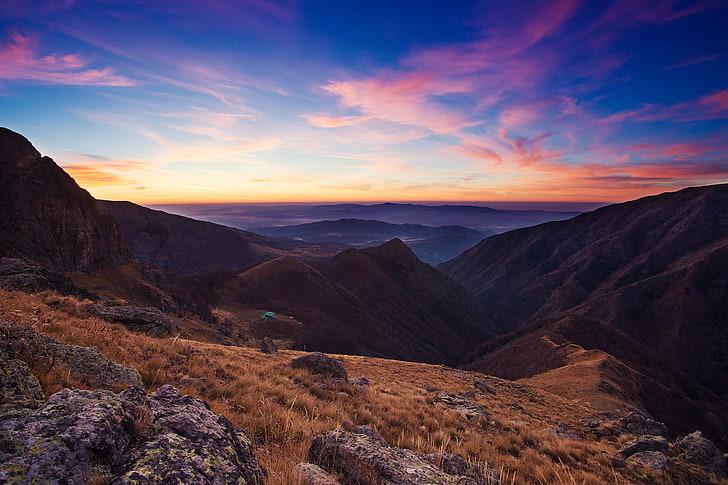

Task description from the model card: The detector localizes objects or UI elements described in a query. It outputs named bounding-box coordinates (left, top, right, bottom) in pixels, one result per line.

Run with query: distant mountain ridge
left=154, top=201, right=582, bottom=232
left=252, top=218, right=492, bottom=265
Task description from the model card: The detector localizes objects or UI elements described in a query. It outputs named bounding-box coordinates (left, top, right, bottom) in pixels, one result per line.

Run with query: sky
left=1, top=0, right=727, bottom=204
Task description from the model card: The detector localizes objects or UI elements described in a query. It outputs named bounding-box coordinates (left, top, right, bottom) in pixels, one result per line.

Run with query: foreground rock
left=0, top=384, right=265, bottom=484
left=291, top=352, right=348, bottom=379
left=0, top=333, right=44, bottom=405
left=435, top=392, right=492, bottom=421
left=297, top=462, right=341, bottom=485
left=89, top=304, right=179, bottom=337
left=674, top=431, right=728, bottom=478
left=627, top=451, right=668, bottom=473
left=618, top=435, right=669, bottom=457
left=307, top=428, right=500, bottom=484
left=1, top=323, right=143, bottom=389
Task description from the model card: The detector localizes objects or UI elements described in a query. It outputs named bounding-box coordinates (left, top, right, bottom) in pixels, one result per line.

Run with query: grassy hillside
left=2, top=289, right=724, bottom=485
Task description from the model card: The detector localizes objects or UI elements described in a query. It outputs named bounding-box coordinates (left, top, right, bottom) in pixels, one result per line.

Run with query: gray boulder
left=89, top=304, right=179, bottom=337
left=627, top=451, right=669, bottom=473
left=297, top=462, right=342, bottom=485
left=618, top=435, right=669, bottom=457
left=2, top=323, right=143, bottom=389
left=435, top=392, right=492, bottom=421
left=308, top=429, right=499, bottom=484
left=674, top=430, right=728, bottom=478
left=0, top=335, right=44, bottom=406
left=0, top=385, right=265, bottom=484
left=260, top=336, right=279, bottom=354
left=619, top=412, right=668, bottom=437
left=291, top=352, right=348, bottom=379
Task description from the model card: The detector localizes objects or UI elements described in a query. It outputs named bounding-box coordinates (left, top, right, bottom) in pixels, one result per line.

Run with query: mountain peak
left=0, top=128, right=41, bottom=164
left=0, top=128, right=130, bottom=272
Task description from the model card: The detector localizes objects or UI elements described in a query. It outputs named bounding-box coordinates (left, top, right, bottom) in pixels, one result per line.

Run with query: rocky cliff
left=0, top=128, right=130, bottom=272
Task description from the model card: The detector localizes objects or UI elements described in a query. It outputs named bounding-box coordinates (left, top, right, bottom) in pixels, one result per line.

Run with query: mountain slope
left=440, top=184, right=728, bottom=399
left=462, top=315, right=728, bottom=445
left=230, top=239, right=493, bottom=365
left=98, top=200, right=346, bottom=274
left=0, top=128, right=129, bottom=272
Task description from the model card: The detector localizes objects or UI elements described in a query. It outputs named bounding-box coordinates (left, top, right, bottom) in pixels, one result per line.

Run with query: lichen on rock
left=0, top=384, right=266, bottom=484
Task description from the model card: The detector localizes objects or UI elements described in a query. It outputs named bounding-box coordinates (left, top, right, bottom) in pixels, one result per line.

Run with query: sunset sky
left=1, top=0, right=727, bottom=204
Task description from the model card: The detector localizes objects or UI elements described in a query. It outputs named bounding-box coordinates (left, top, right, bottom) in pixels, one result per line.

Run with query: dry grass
left=1, top=289, right=724, bottom=485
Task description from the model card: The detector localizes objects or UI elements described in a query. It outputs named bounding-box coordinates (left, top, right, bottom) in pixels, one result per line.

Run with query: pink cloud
left=301, top=113, right=372, bottom=128
left=626, top=139, right=724, bottom=160
left=321, top=73, right=474, bottom=134
left=698, top=89, right=728, bottom=113
left=0, top=32, right=134, bottom=86
left=454, top=143, right=503, bottom=164
left=662, top=53, right=725, bottom=71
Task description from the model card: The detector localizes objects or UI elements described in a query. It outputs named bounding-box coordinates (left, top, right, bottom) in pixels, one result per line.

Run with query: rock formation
left=2, top=322, right=143, bottom=388
left=88, top=304, right=180, bottom=337
left=306, top=428, right=500, bottom=484
left=0, top=128, right=130, bottom=272
left=291, top=352, right=349, bottom=379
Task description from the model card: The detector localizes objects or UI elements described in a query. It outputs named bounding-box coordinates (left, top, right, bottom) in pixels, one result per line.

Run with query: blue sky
left=1, top=0, right=727, bottom=203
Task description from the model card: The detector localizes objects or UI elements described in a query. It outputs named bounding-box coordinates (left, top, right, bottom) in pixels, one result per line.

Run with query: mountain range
left=252, top=218, right=492, bottom=265
left=1, top=127, right=726, bottom=450
left=153, top=201, right=582, bottom=232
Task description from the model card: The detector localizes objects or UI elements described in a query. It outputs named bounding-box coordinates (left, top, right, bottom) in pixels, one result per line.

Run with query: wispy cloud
left=0, top=32, right=134, bottom=86
left=662, top=53, right=725, bottom=71
left=59, top=154, right=150, bottom=187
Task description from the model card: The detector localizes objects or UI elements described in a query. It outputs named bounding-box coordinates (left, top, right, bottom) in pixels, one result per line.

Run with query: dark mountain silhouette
left=0, top=128, right=129, bottom=272
left=253, top=218, right=492, bottom=265
left=98, top=200, right=346, bottom=274
left=228, top=239, right=493, bottom=365
left=440, top=184, right=728, bottom=401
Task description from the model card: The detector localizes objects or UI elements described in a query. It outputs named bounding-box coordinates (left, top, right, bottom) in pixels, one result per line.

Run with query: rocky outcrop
left=260, top=336, right=279, bottom=354
left=291, top=352, right=348, bottom=379
left=0, top=258, right=92, bottom=296
left=2, top=323, right=143, bottom=389
left=307, top=428, right=500, bottom=484
left=627, top=451, right=668, bottom=473
left=297, top=462, right=341, bottom=485
left=618, top=435, right=669, bottom=457
left=619, top=412, right=669, bottom=437
left=0, top=128, right=130, bottom=272
left=673, top=431, right=728, bottom=478
left=434, top=392, right=492, bottom=421
left=88, top=304, right=180, bottom=337
left=0, top=385, right=265, bottom=484
left=0, top=334, right=44, bottom=406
